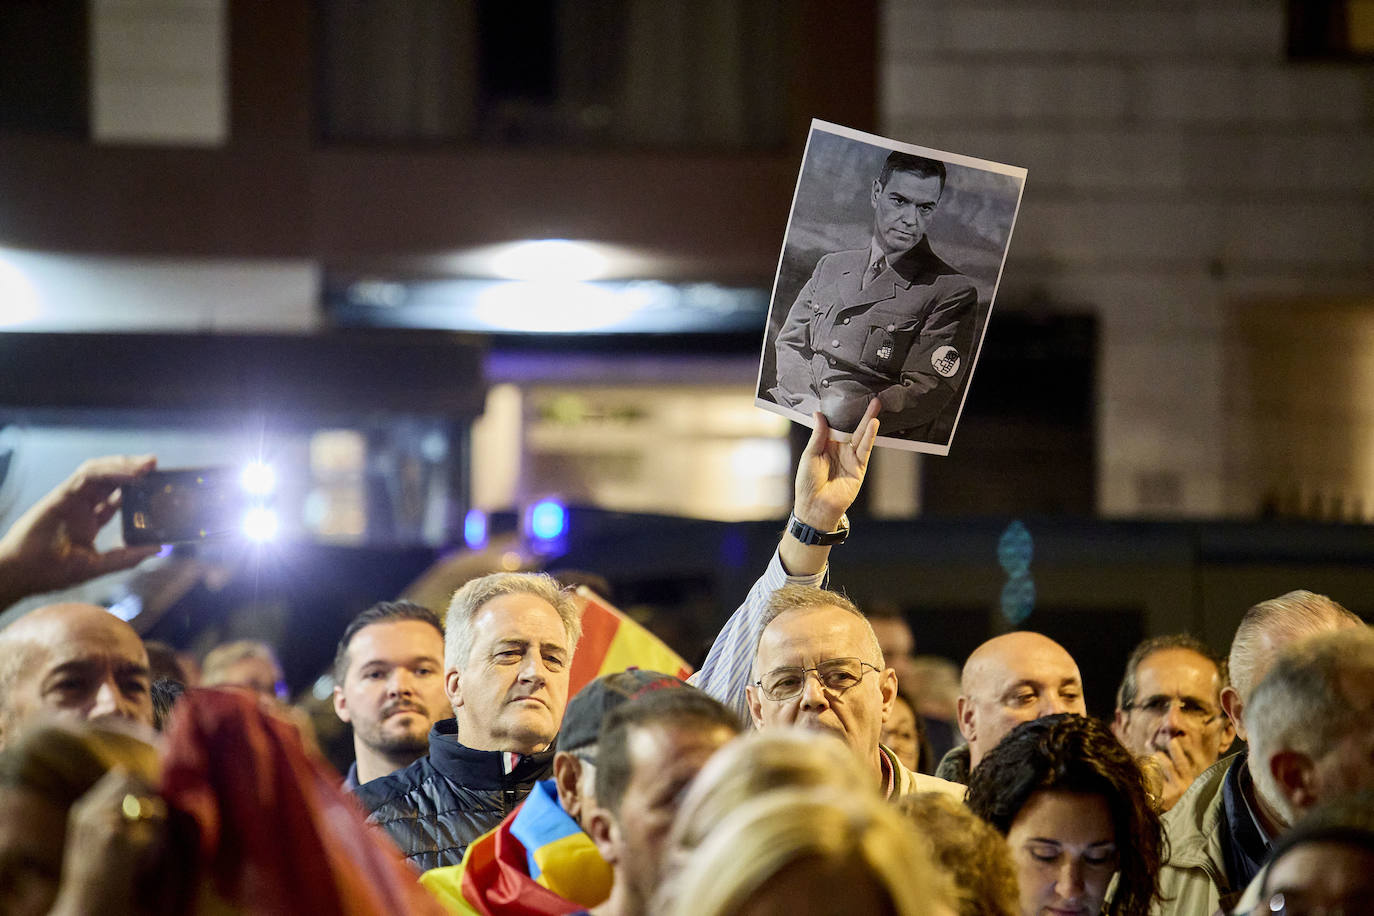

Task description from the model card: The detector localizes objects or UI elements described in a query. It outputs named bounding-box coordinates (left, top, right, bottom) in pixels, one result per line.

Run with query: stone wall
left=881, top=1, right=1374, bottom=517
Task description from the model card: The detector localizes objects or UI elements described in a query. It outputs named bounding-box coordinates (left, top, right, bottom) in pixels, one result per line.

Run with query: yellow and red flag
left=566, top=587, right=692, bottom=696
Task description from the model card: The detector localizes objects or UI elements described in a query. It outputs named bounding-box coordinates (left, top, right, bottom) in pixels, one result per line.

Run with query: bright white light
left=239, top=462, right=276, bottom=495
left=471, top=280, right=646, bottom=333
left=242, top=507, right=279, bottom=542
left=0, top=254, right=41, bottom=328
left=488, top=240, right=609, bottom=282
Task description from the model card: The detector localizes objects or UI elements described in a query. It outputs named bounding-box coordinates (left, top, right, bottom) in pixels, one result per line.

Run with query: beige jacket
left=883, top=743, right=966, bottom=802
left=1153, top=755, right=1241, bottom=916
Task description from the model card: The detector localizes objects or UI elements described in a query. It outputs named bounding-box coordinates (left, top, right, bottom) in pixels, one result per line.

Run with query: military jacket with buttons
left=770, top=239, right=978, bottom=435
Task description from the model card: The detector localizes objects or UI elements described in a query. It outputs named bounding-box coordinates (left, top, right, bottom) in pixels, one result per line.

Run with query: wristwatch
left=788, top=513, right=850, bottom=546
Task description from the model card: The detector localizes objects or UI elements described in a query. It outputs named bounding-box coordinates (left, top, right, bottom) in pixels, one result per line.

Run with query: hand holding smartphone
left=121, top=468, right=244, bottom=546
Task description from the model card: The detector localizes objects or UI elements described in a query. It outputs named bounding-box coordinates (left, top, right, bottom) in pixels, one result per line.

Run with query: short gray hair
left=1116, top=633, right=1224, bottom=711
left=1248, top=628, right=1374, bottom=825
left=750, top=585, right=883, bottom=678
left=445, top=572, right=582, bottom=673
left=1228, top=590, right=1362, bottom=702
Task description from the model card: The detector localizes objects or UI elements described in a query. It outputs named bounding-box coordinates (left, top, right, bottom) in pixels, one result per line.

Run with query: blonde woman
left=667, top=728, right=875, bottom=856
left=664, top=787, right=954, bottom=916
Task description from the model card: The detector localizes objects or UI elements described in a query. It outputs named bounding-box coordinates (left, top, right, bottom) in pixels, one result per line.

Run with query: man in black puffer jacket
left=356, top=571, right=583, bottom=871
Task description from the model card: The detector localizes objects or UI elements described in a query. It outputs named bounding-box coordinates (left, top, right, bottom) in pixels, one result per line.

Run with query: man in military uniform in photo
left=770, top=151, right=979, bottom=438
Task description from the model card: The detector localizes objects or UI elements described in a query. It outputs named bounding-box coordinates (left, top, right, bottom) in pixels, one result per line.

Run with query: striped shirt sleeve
left=688, top=547, right=827, bottom=726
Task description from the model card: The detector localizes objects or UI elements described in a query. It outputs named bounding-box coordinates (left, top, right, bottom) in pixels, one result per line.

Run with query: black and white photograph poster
left=755, top=119, right=1027, bottom=455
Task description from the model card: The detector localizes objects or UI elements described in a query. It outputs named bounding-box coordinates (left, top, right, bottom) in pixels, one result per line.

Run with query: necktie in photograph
left=864, top=256, right=886, bottom=289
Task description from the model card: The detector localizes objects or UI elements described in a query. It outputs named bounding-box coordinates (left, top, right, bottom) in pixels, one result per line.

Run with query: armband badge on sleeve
left=932, top=346, right=961, bottom=378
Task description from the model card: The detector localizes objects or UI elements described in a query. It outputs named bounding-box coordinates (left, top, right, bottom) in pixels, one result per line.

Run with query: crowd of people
left=1, top=404, right=1371, bottom=915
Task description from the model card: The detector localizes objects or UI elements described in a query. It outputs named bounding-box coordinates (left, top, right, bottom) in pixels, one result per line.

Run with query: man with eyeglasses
left=743, top=584, right=961, bottom=799
left=1112, top=634, right=1235, bottom=812
left=690, top=399, right=960, bottom=799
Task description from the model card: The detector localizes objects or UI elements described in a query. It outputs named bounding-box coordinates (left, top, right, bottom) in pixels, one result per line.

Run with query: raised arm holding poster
left=756, top=120, right=1027, bottom=455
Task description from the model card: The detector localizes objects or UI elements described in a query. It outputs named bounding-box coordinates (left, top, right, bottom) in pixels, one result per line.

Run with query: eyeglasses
left=754, top=658, right=881, bottom=701
left=1122, top=695, right=1224, bottom=727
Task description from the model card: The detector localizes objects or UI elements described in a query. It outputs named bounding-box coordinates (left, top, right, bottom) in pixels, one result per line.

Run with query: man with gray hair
left=692, top=400, right=958, bottom=798
left=357, top=571, right=583, bottom=870
left=1219, top=628, right=1374, bottom=914
left=1154, top=590, right=1365, bottom=916
left=1112, top=634, right=1234, bottom=812
left=1247, top=628, right=1374, bottom=834
left=742, top=581, right=962, bottom=799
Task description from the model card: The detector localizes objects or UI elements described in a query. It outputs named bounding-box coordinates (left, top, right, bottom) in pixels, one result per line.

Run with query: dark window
left=1288, top=1, right=1374, bottom=60
left=315, top=0, right=792, bottom=148
left=921, top=313, right=1097, bottom=517
left=0, top=0, right=88, bottom=136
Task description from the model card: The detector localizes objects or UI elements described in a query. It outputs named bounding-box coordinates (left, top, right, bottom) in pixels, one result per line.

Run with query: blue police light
left=528, top=499, right=567, bottom=542
left=463, top=508, right=489, bottom=550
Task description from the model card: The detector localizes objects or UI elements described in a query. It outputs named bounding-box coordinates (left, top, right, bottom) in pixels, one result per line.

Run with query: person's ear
left=878, top=668, right=897, bottom=724
left=957, top=695, right=975, bottom=744
left=745, top=684, right=764, bottom=729
left=1268, top=749, right=1316, bottom=820
left=332, top=684, right=351, bottom=723
left=1110, top=708, right=1128, bottom=744
left=553, top=753, right=583, bottom=821
left=1217, top=716, right=1237, bottom=756
left=1220, top=685, right=1246, bottom=743
left=586, top=806, right=621, bottom=865
left=871, top=178, right=883, bottom=208
left=446, top=669, right=463, bottom=710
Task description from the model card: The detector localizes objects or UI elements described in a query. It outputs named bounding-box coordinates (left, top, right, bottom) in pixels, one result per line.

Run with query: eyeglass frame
left=753, top=657, right=883, bottom=702
left=1119, top=694, right=1226, bottom=728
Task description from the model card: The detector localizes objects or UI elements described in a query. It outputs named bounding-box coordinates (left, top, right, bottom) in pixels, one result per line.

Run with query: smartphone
left=122, top=468, right=242, bottom=546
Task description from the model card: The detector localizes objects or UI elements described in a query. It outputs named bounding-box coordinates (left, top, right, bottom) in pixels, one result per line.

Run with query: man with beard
left=332, top=600, right=450, bottom=789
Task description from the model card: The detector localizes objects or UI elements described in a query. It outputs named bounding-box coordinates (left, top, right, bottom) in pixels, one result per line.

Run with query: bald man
left=0, top=602, right=154, bottom=749
left=935, top=631, right=1085, bottom=784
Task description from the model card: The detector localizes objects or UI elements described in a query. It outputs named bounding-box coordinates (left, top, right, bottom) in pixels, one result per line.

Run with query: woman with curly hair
left=966, top=713, right=1163, bottom=916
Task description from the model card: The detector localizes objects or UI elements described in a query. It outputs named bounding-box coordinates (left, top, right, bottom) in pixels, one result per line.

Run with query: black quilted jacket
left=355, top=718, right=555, bottom=871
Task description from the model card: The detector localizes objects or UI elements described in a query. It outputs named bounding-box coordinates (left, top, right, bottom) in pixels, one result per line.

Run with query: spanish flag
left=421, top=781, right=605, bottom=916
left=566, top=587, right=692, bottom=696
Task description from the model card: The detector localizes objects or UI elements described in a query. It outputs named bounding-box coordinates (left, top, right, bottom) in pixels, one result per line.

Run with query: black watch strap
left=788, top=513, right=850, bottom=546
